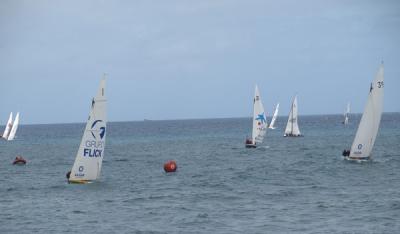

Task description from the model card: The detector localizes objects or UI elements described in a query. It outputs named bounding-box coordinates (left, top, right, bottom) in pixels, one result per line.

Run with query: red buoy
left=164, top=160, right=177, bottom=173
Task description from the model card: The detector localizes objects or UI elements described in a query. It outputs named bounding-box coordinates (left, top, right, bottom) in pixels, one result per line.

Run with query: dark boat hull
left=245, top=144, right=257, bottom=148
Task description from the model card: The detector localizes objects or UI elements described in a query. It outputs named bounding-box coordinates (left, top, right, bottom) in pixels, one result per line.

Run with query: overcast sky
left=1, top=0, right=399, bottom=124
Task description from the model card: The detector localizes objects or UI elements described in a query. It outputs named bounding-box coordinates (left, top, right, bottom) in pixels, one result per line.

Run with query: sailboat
left=2, top=112, right=13, bottom=139
left=7, top=112, right=20, bottom=141
left=68, top=78, right=107, bottom=184
left=342, top=103, right=350, bottom=125
left=268, top=103, right=279, bottom=129
left=245, top=85, right=267, bottom=148
left=342, top=64, right=384, bottom=161
left=284, top=96, right=302, bottom=137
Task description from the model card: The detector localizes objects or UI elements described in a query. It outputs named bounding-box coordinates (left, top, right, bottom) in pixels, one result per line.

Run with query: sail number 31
left=377, top=81, right=384, bottom=88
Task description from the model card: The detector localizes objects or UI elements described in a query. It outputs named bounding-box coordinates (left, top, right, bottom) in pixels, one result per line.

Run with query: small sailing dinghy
left=284, top=96, right=302, bottom=137
left=68, top=78, right=107, bottom=184
left=342, top=103, right=350, bottom=125
left=342, top=64, right=384, bottom=161
left=2, top=112, right=13, bottom=139
left=13, top=156, right=26, bottom=165
left=7, top=112, right=20, bottom=141
left=245, top=85, right=267, bottom=148
left=268, top=103, right=279, bottom=129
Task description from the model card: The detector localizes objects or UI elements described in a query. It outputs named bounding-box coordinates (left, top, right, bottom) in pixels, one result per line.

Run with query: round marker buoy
left=164, top=160, right=177, bottom=173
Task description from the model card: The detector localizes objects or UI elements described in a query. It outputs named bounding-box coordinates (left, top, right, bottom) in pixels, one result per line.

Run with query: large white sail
left=7, top=112, right=19, bottom=141
left=349, top=64, right=384, bottom=159
left=284, top=96, right=301, bottom=136
left=2, top=112, right=13, bottom=139
left=268, top=103, right=279, bottom=129
left=251, top=85, right=267, bottom=144
left=70, top=79, right=107, bottom=183
left=343, top=103, right=350, bottom=125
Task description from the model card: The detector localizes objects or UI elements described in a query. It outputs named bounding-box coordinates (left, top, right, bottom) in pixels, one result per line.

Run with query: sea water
left=0, top=113, right=399, bottom=233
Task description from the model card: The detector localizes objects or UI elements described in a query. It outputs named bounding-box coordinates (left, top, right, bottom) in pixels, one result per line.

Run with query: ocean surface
left=1, top=113, right=399, bottom=234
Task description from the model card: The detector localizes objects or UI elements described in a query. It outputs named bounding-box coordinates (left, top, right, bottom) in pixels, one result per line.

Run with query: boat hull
left=68, top=180, right=93, bottom=184
left=284, top=134, right=303, bottom=137
left=344, top=156, right=371, bottom=162
left=13, top=160, right=26, bottom=165
left=245, top=144, right=257, bottom=148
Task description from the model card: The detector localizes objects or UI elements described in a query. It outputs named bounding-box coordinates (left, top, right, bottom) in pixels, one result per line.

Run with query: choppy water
left=1, top=113, right=399, bottom=233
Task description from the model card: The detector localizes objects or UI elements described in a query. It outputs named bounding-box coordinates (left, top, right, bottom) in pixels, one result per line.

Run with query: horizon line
left=8, top=112, right=400, bottom=126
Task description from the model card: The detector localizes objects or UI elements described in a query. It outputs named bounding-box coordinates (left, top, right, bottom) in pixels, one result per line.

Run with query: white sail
left=268, top=103, right=279, bottom=129
left=2, top=112, right=13, bottom=139
left=251, top=85, right=267, bottom=144
left=284, top=96, right=301, bottom=136
left=343, top=102, right=350, bottom=125
left=349, top=64, right=384, bottom=159
left=7, top=112, right=19, bottom=141
left=70, top=78, right=107, bottom=183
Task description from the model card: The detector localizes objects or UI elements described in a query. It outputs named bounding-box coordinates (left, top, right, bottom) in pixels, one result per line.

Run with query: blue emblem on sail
left=255, top=113, right=266, bottom=124
left=91, top=120, right=106, bottom=140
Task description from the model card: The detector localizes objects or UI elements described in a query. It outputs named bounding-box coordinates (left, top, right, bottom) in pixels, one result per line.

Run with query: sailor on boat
left=13, top=156, right=26, bottom=165
left=66, top=171, right=71, bottom=183
left=245, top=138, right=256, bottom=148
left=342, top=150, right=350, bottom=157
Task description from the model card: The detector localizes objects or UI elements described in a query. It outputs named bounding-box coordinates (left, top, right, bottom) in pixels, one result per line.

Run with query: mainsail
left=284, top=96, right=301, bottom=136
left=349, top=64, right=384, bottom=159
left=69, top=79, right=107, bottom=183
left=251, top=85, right=267, bottom=144
left=268, top=103, right=279, bottom=129
left=7, top=112, right=19, bottom=141
left=2, top=112, right=13, bottom=139
left=343, top=103, right=350, bottom=125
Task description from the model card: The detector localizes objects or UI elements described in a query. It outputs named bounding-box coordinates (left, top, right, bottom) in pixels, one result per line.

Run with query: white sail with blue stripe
left=252, top=85, right=267, bottom=144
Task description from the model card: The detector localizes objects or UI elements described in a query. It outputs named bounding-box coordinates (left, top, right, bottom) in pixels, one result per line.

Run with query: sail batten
left=70, top=79, right=107, bottom=183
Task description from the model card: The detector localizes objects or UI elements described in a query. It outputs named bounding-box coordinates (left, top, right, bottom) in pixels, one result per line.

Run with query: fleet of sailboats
left=284, top=96, right=302, bottom=137
left=245, top=85, right=267, bottom=148
left=2, top=112, right=20, bottom=141
left=68, top=79, right=107, bottom=184
left=342, top=64, right=384, bottom=161
left=0, top=62, right=390, bottom=183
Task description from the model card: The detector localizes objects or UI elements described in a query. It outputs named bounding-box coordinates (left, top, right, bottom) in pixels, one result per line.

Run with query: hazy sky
left=1, top=0, right=399, bottom=124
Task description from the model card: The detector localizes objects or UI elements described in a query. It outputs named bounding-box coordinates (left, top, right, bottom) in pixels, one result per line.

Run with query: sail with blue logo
left=349, top=64, right=384, bottom=160
left=69, top=78, right=107, bottom=183
left=252, top=85, right=267, bottom=144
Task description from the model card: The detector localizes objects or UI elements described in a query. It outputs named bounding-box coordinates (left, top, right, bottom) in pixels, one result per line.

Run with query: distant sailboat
left=268, top=103, right=279, bottom=129
left=245, top=85, right=267, bottom=148
left=68, top=78, right=107, bottom=184
left=7, top=112, right=20, bottom=141
left=343, top=103, right=350, bottom=125
left=284, top=96, right=302, bottom=137
left=342, top=64, right=384, bottom=161
left=2, top=112, right=13, bottom=139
